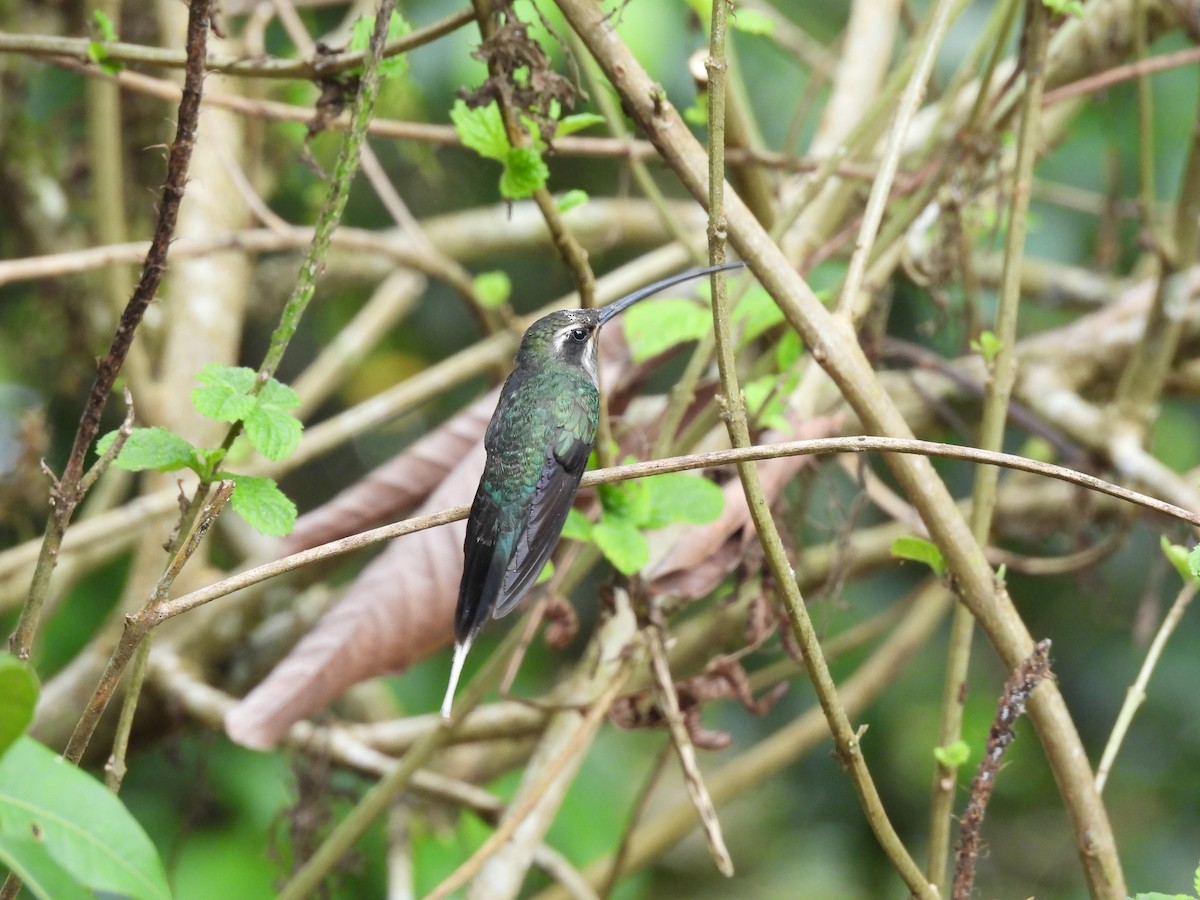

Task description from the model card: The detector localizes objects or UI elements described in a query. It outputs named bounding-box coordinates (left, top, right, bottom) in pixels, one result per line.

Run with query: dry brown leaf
left=281, top=390, right=498, bottom=555
left=225, top=440, right=486, bottom=749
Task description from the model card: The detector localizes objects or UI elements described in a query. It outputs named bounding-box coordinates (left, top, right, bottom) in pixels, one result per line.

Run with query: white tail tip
left=441, top=639, right=472, bottom=719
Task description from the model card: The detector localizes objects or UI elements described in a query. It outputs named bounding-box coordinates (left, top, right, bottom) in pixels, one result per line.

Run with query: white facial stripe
left=553, top=322, right=600, bottom=385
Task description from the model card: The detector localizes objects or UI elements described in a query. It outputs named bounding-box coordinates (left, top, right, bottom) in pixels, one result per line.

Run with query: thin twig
left=63, top=481, right=236, bottom=764
left=425, top=670, right=631, bottom=900
left=928, top=0, right=1049, bottom=887
left=7, top=0, right=213, bottom=662
left=952, top=640, right=1053, bottom=900
left=645, top=626, right=733, bottom=876
left=0, top=9, right=474, bottom=80
left=1095, top=581, right=1197, bottom=794
left=148, top=434, right=1200, bottom=627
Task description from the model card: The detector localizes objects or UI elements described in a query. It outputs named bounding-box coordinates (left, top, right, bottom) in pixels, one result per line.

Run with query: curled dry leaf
left=281, top=390, right=498, bottom=555
left=610, top=653, right=787, bottom=751
left=225, top=440, right=486, bottom=749
left=542, top=594, right=579, bottom=649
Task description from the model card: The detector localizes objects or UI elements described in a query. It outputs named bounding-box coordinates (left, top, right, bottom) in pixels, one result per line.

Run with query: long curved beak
left=596, top=261, right=748, bottom=326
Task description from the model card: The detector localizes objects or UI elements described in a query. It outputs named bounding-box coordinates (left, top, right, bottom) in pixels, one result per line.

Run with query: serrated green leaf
left=500, top=146, right=549, bottom=199
left=474, top=271, right=512, bottom=309
left=932, top=739, right=971, bottom=768
left=622, top=298, right=711, bottom=363
left=224, top=474, right=297, bottom=536
left=731, top=8, right=776, bottom=36
left=96, top=427, right=197, bottom=473
left=556, top=189, right=589, bottom=214
left=0, top=658, right=37, bottom=760
left=1160, top=536, right=1196, bottom=585
left=258, top=377, right=300, bottom=409
left=592, top=516, right=649, bottom=575
left=734, top=287, right=786, bottom=344
left=561, top=507, right=593, bottom=541
left=243, top=405, right=303, bottom=462
left=0, top=831, right=92, bottom=900
left=0, top=737, right=171, bottom=900
left=350, top=10, right=411, bottom=77
left=554, top=113, right=605, bottom=138
left=891, top=536, right=947, bottom=576
left=640, top=473, right=724, bottom=530
left=451, top=99, right=509, bottom=163
left=192, top=364, right=259, bottom=423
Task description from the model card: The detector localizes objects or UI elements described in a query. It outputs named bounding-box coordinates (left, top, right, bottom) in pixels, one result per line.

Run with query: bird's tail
left=440, top=637, right=473, bottom=719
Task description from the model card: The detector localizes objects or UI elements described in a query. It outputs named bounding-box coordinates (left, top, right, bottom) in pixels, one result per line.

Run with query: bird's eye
left=569, top=328, right=589, bottom=343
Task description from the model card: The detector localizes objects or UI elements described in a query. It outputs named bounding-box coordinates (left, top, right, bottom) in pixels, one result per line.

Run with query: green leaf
left=744, top=373, right=796, bottom=432
left=775, top=330, right=803, bottom=370
left=474, top=271, right=512, bottom=309
left=92, top=8, right=118, bottom=41
left=622, top=298, right=711, bottom=363
left=1190, top=545, right=1200, bottom=582
left=349, top=10, right=412, bottom=77
left=190, top=446, right=226, bottom=480
left=225, top=474, right=297, bottom=537
left=192, top=364, right=258, bottom=423
left=257, top=377, right=300, bottom=410
left=1193, top=858, right=1200, bottom=897
left=554, top=113, right=605, bottom=138
left=932, top=739, right=971, bottom=768
left=682, top=97, right=707, bottom=127
left=0, top=737, right=171, bottom=900
left=970, top=330, right=1003, bottom=365
left=500, top=146, right=549, bottom=199
left=0, top=832, right=92, bottom=900
left=599, top=479, right=650, bottom=527
left=0, top=658, right=37, bottom=760
left=640, top=473, right=725, bottom=529
left=536, top=561, right=554, bottom=585
left=243, top=404, right=303, bottom=462
left=451, top=99, right=509, bottom=163
left=561, top=507, right=593, bottom=542
left=592, top=516, right=650, bottom=575
left=556, top=189, right=589, bottom=214
left=97, top=427, right=197, bottom=473
left=891, top=536, right=947, bottom=576
left=1130, top=894, right=1191, bottom=900
left=730, top=8, right=776, bottom=36
left=87, top=10, right=124, bottom=75
left=1160, top=536, right=1197, bottom=585
left=733, top=287, right=786, bottom=344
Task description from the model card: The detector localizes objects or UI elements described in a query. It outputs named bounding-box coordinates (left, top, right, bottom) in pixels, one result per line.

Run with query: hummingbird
left=441, top=261, right=748, bottom=717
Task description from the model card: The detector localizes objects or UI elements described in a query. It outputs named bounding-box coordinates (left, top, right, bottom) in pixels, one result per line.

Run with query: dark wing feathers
left=456, top=366, right=598, bottom=642
left=492, top=435, right=591, bottom=618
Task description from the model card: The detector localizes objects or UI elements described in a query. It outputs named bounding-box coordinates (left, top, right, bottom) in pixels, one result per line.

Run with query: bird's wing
left=492, top=433, right=591, bottom=619
left=454, top=481, right=515, bottom=645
